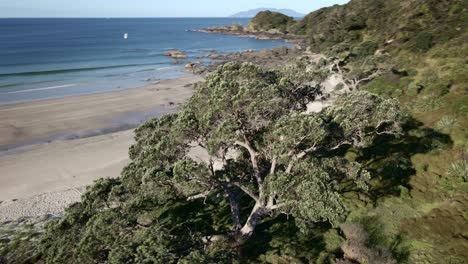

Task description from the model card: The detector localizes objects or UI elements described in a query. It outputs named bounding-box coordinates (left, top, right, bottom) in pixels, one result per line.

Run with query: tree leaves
left=270, top=160, right=346, bottom=229
left=268, top=113, right=327, bottom=162
left=39, top=61, right=407, bottom=262
left=325, top=91, right=408, bottom=148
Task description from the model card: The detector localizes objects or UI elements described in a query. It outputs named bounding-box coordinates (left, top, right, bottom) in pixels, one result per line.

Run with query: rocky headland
left=191, top=11, right=305, bottom=44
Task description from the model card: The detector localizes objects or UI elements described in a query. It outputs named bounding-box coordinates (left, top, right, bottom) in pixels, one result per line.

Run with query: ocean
left=0, top=18, right=290, bottom=104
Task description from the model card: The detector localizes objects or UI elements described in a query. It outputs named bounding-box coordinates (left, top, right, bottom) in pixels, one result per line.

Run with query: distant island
left=230, top=8, right=304, bottom=18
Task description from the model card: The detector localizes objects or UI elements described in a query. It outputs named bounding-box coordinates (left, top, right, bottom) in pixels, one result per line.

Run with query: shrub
left=435, top=116, right=458, bottom=132
left=447, top=159, right=468, bottom=182
left=338, top=223, right=397, bottom=264
left=246, top=11, right=295, bottom=32
left=352, top=41, right=378, bottom=58
left=410, top=31, right=433, bottom=52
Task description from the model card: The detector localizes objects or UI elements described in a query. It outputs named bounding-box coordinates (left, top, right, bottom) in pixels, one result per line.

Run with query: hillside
left=284, top=0, right=468, bottom=262
left=231, top=8, right=304, bottom=18
left=1, top=1, right=467, bottom=263
left=245, top=11, right=295, bottom=33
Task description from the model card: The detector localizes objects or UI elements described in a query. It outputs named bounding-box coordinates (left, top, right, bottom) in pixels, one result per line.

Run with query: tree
left=170, top=62, right=407, bottom=242
left=40, top=62, right=407, bottom=262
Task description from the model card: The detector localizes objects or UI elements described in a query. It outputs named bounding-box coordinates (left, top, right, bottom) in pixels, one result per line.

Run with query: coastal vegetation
left=245, top=11, right=295, bottom=33
left=1, top=0, right=467, bottom=263
left=37, top=61, right=409, bottom=263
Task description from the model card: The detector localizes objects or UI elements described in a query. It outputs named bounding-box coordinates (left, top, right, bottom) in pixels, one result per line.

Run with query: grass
left=357, top=29, right=468, bottom=262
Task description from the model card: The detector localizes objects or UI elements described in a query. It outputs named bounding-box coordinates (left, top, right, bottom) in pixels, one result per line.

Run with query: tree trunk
left=227, top=189, right=241, bottom=232
left=239, top=203, right=265, bottom=240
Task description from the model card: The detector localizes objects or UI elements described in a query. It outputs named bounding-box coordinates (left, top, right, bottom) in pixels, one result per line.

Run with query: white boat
left=124, top=33, right=128, bottom=39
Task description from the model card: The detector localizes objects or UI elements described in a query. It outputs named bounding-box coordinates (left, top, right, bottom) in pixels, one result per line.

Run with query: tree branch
left=330, top=141, right=352, bottom=151
left=269, top=156, right=277, bottom=175
left=351, top=69, right=383, bottom=90
left=234, top=140, right=259, bottom=173
left=187, top=190, right=212, bottom=201
left=232, top=182, right=260, bottom=203
left=234, top=139, right=264, bottom=197
left=225, top=187, right=241, bottom=231
left=267, top=203, right=286, bottom=211
left=286, top=144, right=318, bottom=174
left=267, top=156, right=277, bottom=208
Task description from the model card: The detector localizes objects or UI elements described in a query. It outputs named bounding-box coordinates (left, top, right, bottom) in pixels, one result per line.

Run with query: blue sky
left=0, top=0, right=350, bottom=18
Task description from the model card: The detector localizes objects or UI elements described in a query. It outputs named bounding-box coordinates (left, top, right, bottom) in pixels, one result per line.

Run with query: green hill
left=246, top=11, right=295, bottom=33
left=287, top=0, right=468, bottom=262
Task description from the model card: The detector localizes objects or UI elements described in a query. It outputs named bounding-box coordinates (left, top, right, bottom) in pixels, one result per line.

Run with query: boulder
left=164, top=50, right=187, bottom=59
left=185, top=62, right=200, bottom=69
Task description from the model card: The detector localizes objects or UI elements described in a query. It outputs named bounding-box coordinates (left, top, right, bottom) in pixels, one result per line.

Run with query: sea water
left=0, top=18, right=290, bottom=104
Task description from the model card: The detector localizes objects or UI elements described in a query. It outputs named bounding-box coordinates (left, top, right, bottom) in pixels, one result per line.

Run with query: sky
left=0, top=0, right=350, bottom=18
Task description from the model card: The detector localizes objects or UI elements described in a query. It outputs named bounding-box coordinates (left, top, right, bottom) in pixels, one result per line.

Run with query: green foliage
left=325, top=91, right=408, bottom=147
left=0, top=219, right=45, bottom=264
left=271, top=161, right=347, bottom=228
left=446, top=154, right=468, bottom=182
left=28, top=1, right=468, bottom=262
left=435, top=116, right=458, bottom=132
left=351, top=41, right=378, bottom=58
left=268, top=114, right=327, bottom=159
left=338, top=222, right=401, bottom=264
left=291, top=0, right=467, bottom=56
left=409, top=31, right=433, bottom=52
left=246, top=11, right=295, bottom=33
left=35, top=59, right=409, bottom=263
left=322, top=229, right=344, bottom=253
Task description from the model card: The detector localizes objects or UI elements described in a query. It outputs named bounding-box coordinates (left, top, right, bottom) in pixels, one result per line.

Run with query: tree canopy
left=40, top=61, right=407, bottom=263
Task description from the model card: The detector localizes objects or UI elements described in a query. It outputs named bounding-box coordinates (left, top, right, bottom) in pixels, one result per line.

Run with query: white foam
left=5, top=84, right=77, bottom=94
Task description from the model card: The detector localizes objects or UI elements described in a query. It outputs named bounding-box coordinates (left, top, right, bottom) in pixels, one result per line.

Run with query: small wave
left=4, top=84, right=77, bottom=94
left=0, top=83, right=21, bottom=88
left=156, top=66, right=180, bottom=70
left=135, top=68, right=157, bottom=73
left=0, top=63, right=163, bottom=77
left=121, top=48, right=151, bottom=53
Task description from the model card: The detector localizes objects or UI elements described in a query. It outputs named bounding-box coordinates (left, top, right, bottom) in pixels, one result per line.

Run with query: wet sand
left=0, top=75, right=203, bottom=221
left=0, top=75, right=202, bottom=151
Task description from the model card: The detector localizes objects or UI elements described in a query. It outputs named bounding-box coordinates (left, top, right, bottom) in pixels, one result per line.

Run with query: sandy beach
left=0, top=75, right=203, bottom=221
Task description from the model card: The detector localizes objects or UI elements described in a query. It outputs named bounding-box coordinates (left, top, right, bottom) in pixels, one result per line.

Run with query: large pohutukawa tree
left=40, top=61, right=408, bottom=262
left=169, top=62, right=407, bottom=242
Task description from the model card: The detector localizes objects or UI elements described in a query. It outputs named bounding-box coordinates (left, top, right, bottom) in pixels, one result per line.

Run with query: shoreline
left=0, top=75, right=202, bottom=152
left=0, top=75, right=203, bottom=221
left=191, top=27, right=305, bottom=46
left=0, top=44, right=303, bottom=222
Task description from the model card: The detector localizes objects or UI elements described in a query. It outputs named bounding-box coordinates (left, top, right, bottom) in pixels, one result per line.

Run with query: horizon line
left=0, top=16, right=253, bottom=19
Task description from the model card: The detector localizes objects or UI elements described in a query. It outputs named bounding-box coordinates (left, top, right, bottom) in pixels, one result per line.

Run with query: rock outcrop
left=164, top=50, right=187, bottom=59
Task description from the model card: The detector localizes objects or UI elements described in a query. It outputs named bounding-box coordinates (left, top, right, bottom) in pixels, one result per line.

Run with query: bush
left=338, top=223, right=398, bottom=264
left=352, top=41, right=378, bottom=58
left=447, top=159, right=468, bottom=182
left=410, top=31, right=433, bottom=52
left=246, top=11, right=295, bottom=33
left=435, top=116, right=458, bottom=132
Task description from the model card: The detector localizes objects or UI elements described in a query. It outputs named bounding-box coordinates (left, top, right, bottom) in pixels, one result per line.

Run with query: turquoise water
left=0, top=18, right=290, bottom=104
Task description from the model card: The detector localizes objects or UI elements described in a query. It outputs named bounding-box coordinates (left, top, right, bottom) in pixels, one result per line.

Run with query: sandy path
left=0, top=75, right=203, bottom=221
